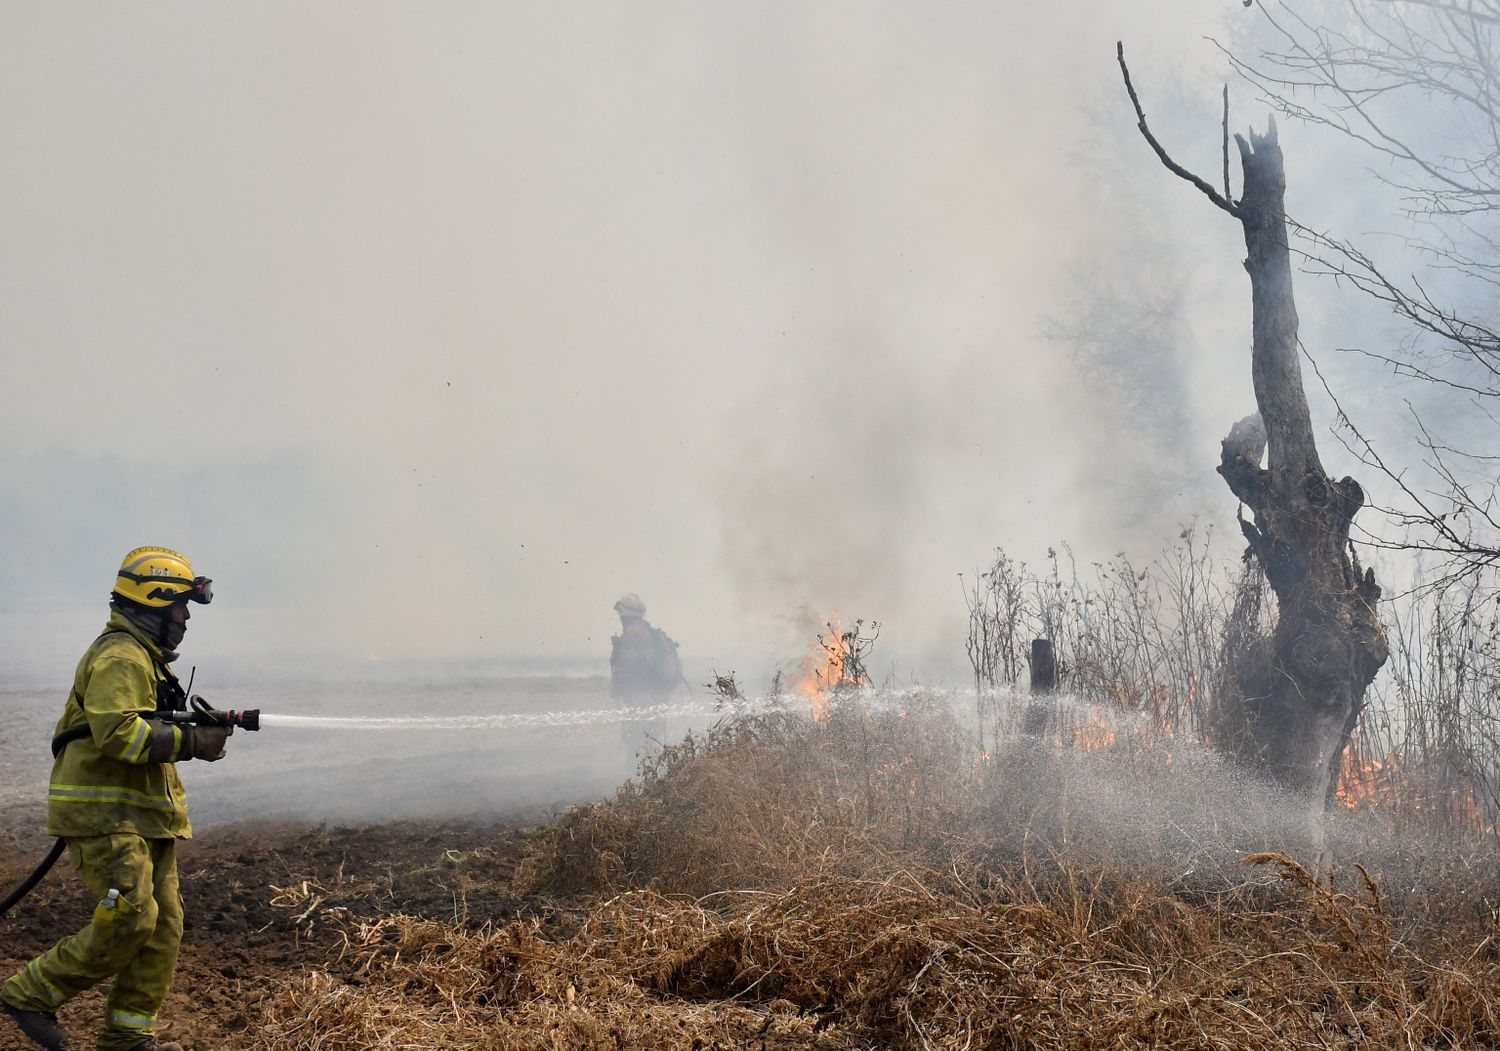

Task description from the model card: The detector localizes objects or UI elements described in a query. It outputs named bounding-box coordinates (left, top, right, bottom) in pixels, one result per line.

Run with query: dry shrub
left=259, top=897, right=841, bottom=1050
left=259, top=854, right=1500, bottom=1049
left=256, top=699, right=1500, bottom=1050
left=513, top=691, right=1429, bottom=898
left=515, top=696, right=976, bottom=899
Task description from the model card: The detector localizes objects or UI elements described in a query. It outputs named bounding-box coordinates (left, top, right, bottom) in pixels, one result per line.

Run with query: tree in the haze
left=1118, top=45, right=1388, bottom=817
left=1226, top=1, right=1500, bottom=587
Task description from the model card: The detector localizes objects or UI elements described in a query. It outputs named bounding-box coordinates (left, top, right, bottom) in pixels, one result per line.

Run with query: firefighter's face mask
left=164, top=603, right=191, bottom=650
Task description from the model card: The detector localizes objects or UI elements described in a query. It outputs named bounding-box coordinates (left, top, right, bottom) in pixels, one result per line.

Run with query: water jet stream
left=256, top=697, right=773, bottom=733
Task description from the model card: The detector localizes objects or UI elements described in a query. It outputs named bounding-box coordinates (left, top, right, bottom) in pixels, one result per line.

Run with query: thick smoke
left=0, top=2, right=1482, bottom=692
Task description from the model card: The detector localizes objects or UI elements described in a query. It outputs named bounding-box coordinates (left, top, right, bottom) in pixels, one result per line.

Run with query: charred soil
left=0, top=817, right=542, bottom=1051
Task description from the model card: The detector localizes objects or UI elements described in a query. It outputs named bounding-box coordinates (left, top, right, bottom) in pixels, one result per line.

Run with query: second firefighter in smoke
left=609, top=593, right=683, bottom=754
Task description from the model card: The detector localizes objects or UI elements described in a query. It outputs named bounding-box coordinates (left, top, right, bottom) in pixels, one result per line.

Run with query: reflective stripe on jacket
left=46, top=612, right=191, bottom=839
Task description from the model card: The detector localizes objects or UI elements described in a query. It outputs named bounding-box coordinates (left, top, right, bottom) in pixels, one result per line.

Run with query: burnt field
left=0, top=813, right=533, bottom=1050
left=5, top=692, right=1499, bottom=1051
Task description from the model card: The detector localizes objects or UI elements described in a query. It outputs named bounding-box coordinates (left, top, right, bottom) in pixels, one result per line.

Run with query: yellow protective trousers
left=1, top=834, right=183, bottom=1051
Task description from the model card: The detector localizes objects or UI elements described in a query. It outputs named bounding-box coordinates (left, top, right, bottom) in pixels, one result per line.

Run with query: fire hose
left=0, top=698, right=260, bottom=918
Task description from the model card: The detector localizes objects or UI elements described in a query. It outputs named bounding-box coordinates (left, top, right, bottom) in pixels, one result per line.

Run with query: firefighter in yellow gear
left=1, top=549, right=228, bottom=1051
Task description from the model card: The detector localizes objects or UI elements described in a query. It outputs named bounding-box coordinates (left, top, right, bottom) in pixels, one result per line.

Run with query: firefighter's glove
left=184, top=723, right=230, bottom=762
left=147, top=720, right=229, bottom=762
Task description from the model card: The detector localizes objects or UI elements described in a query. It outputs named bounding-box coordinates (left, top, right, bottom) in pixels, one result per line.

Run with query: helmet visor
left=185, top=576, right=213, bottom=605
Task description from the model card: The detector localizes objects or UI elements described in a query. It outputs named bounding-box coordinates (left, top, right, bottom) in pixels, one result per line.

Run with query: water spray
left=248, top=687, right=933, bottom=734
left=254, top=695, right=782, bottom=733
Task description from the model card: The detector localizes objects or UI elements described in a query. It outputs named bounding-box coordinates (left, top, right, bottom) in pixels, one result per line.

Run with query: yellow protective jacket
left=46, top=612, right=193, bottom=840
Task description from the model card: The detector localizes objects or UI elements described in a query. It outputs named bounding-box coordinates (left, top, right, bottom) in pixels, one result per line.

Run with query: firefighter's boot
left=1, top=998, right=72, bottom=1050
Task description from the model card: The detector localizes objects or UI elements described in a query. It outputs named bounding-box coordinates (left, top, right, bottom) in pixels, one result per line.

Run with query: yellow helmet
left=613, top=592, right=646, bottom=616
left=113, top=547, right=214, bottom=608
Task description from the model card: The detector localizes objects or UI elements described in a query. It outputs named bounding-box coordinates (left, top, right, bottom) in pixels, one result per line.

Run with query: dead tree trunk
left=1022, top=638, right=1057, bottom=735
left=1215, top=120, right=1388, bottom=802
left=1119, top=49, right=1388, bottom=808
left=1029, top=638, right=1057, bottom=694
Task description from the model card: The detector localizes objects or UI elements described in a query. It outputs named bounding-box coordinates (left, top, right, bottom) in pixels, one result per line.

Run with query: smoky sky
left=0, top=3, right=1470, bottom=684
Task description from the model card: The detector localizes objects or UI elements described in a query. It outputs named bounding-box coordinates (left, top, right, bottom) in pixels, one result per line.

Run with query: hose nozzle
left=181, top=695, right=261, bottom=732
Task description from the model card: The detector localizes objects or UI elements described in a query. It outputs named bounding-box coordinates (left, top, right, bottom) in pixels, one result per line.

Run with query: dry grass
left=514, top=699, right=978, bottom=900
left=255, top=696, right=1500, bottom=1050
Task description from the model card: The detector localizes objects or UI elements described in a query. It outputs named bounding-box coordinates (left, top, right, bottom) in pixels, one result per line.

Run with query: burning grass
left=255, top=694, right=1500, bottom=1049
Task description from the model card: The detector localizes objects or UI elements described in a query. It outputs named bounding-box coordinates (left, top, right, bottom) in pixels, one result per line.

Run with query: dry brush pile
left=254, top=693, right=1500, bottom=1050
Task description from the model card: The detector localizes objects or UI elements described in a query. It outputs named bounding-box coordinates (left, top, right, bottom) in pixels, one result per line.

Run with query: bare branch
left=1222, top=84, right=1233, bottom=203
left=1372, top=0, right=1500, bottom=29
left=1301, top=338, right=1500, bottom=578
left=1213, top=2, right=1500, bottom=212
left=1117, top=42, right=1243, bottom=218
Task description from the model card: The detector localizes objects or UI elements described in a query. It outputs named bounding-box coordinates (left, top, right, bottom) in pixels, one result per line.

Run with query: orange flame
left=1335, top=748, right=1492, bottom=834
left=1073, top=708, right=1118, bottom=751
left=1070, top=704, right=1180, bottom=760
left=1334, top=752, right=1391, bottom=811
left=790, top=614, right=846, bottom=721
